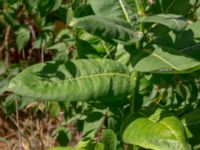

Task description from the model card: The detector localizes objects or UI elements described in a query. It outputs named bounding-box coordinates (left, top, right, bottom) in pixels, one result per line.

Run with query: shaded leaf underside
left=70, top=15, right=142, bottom=45
left=140, top=14, right=188, bottom=31
left=89, top=0, right=135, bottom=22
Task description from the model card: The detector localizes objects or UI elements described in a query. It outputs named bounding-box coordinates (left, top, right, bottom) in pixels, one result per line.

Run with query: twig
left=22, top=49, right=25, bottom=60
left=15, top=98, right=23, bottom=150
left=1, top=26, right=11, bottom=68
left=0, top=93, right=11, bottom=97
left=37, top=119, right=45, bottom=150
left=95, top=108, right=109, bottom=142
left=7, top=115, right=34, bottom=150
left=28, top=24, right=36, bottom=41
left=41, top=44, right=44, bottom=62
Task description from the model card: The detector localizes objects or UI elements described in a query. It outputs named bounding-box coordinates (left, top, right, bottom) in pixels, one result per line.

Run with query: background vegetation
left=0, top=0, right=200, bottom=150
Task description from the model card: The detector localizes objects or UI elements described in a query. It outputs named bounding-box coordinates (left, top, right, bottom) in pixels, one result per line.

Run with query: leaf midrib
left=35, top=72, right=131, bottom=83
left=143, top=49, right=180, bottom=70
left=94, top=16, right=132, bottom=33
left=118, top=0, right=131, bottom=22
left=159, top=121, right=185, bottom=149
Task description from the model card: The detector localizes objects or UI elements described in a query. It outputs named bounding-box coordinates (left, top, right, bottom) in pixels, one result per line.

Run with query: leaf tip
left=8, top=82, right=16, bottom=91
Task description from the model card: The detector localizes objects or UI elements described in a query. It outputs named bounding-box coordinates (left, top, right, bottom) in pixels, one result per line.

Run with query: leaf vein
left=118, top=0, right=131, bottom=23
left=159, top=121, right=182, bottom=142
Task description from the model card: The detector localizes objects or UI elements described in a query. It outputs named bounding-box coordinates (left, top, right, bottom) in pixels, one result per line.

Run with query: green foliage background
left=1, top=0, right=200, bottom=150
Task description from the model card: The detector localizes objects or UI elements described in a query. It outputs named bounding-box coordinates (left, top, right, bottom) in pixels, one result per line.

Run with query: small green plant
left=1, top=0, right=200, bottom=150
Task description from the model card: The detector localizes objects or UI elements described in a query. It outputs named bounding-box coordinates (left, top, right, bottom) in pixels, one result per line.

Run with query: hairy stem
left=3, top=26, right=11, bottom=69
left=134, top=0, right=145, bottom=15
left=130, top=0, right=145, bottom=114
left=130, top=71, right=141, bottom=113
left=129, top=1, right=146, bottom=149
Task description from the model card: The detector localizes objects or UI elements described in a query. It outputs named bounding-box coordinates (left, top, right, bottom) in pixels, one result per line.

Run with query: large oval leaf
left=8, top=59, right=134, bottom=101
left=132, top=45, right=200, bottom=73
left=70, top=15, right=142, bottom=45
left=123, top=113, right=191, bottom=150
left=140, top=14, right=187, bottom=31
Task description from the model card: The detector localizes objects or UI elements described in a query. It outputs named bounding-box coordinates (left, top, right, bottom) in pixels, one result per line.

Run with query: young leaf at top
left=140, top=14, right=188, bottom=31
left=16, top=26, right=30, bottom=51
left=70, top=15, right=142, bottom=45
left=8, top=59, right=135, bottom=102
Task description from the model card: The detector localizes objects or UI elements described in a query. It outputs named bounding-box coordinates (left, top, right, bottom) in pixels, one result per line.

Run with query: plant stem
left=130, top=0, right=145, bottom=114
left=4, top=26, right=11, bottom=69
left=130, top=71, right=141, bottom=113
left=134, top=0, right=145, bottom=15
left=15, top=98, right=22, bottom=150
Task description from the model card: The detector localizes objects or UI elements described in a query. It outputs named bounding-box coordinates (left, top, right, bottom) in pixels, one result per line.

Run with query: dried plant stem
left=1, top=26, right=11, bottom=68
left=37, top=119, right=45, bottom=150
left=41, top=44, right=44, bottom=62
left=15, top=98, right=23, bottom=150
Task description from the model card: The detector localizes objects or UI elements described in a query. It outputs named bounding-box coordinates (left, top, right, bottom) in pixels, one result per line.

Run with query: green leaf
left=123, top=113, right=191, bottom=150
left=78, top=31, right=115, bottom=54
left=2, top=94, right=35, bottom=116
left=41, top=24, right=55, bottom=32
left=100, top=129, right=117, bottom=150
left=53, top=127, right=71, bottom=146
left=33, top=32, right=53, bottom=49
left=8, top=59, right=134, bottom=101
left=76, top=32, right=115, bottom=58
left=16, top=26, right=30, bottom=50
left=178, top=22, right=200, bottom=60
left=70, top=15, right=142, bottom=45
left=0, top=61, right=6, bottom=75
left=83, top=111, right=104, bottom=138
left=95, top=143, right=104, bottom=150
left=48, top=42, right=69, bottom=61
left=3, top=8, right=20, bottom=27
left=88, top=0, right=135, bottom=22
left=48, top=43, right=67, bottom=51
left=148, top=0, right=191, bottom=16
left=55, top=29, right=74, bottom=42
left=51, top=0, right=62, bottom=11
left=115, top=44, right=131, bottom=66
left=0, top=79, right=9, bottom=95
left=132, top=45, right=200, bottom=73
left=46, top=101, right=60, bottom=118
left=38, top=0, right=62, bottom=16
left=140, top=14, right=188, bottom=31
left=2, top=94, right=17, bottom=116
left=181, top=109, right=200, bottom=146
left=149, top=22, right=200, bottom=60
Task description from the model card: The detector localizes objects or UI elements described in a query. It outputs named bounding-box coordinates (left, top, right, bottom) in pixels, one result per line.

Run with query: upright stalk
left=130, top=0, right=145, bottom=113
left=128, top=2, right=146, bottom=150
left=134, top=0, right=145, bottom=16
